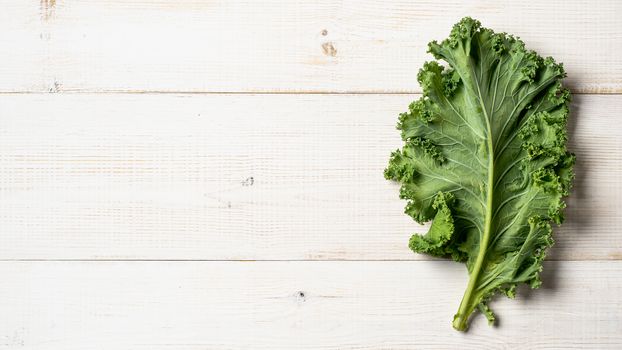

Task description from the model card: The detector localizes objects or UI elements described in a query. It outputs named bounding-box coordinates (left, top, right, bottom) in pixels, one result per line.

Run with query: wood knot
left=321, top=42, right=337, bottom=57
left=241, top=176, right=254, bottom=187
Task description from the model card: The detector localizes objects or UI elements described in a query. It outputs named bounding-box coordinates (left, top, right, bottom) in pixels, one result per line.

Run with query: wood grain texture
left=0, top=260, right=619, bottom=349
left=1, top=0, right=621, bottom=93
left=0, top=94, right=618, bottom=260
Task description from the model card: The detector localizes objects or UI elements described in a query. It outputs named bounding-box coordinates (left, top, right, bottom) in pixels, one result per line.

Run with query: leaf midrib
left=452, top=60, right=496, bottom=330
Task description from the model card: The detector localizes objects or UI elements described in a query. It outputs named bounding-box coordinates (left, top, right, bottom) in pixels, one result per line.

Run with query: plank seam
left=0, top=258, right=616, bottom=262
left=0, top=91, right=618, bottom=96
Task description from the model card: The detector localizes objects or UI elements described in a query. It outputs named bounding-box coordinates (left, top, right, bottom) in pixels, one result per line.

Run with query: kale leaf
left=385, top=17, right=574, bottom=331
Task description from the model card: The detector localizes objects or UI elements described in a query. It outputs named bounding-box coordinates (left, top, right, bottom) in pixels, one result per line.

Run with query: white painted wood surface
left=1, top=0, right=621, bottom=348
left=0, top=261, right=620, bottom=349
left=1, top=0, right=621, bottom=93
left=0, top=94, right=619, bottom=261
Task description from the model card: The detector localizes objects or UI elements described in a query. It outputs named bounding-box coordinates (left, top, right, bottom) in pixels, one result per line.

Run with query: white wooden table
left=1, top=1, right=621, bottom=348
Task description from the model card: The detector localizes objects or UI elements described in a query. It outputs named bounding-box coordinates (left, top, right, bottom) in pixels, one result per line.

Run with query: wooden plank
left=0, top=260, right=620, bottom=349
left=0, top=93, right=618, bottom=260
left=0, top=1, right=49, bottom=92
left=2, top=0, right=621, bottom=93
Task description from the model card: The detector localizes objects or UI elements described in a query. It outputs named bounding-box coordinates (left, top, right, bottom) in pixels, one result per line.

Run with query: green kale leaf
left=384, top=17, right=574, bottom=331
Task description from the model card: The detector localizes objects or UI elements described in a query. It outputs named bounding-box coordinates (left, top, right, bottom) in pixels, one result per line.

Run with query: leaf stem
left=452, top=152, right=493, bottom=330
